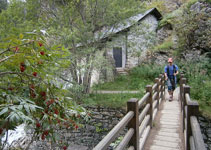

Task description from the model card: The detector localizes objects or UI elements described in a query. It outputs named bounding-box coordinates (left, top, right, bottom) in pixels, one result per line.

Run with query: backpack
left=167, top=65, right=176, bottom=90
left=167, top=64, right=176, bottom=77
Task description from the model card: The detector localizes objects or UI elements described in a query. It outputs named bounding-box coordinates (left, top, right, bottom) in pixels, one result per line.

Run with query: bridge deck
left=143, top=87, right=185, bottom=150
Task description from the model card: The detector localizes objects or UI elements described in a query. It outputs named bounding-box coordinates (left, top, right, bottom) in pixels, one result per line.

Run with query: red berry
left=54, top=109, right=59, bottom=115
left=63, top=146, right=67, bottom=150
left=43, top=130, right=49, bottom=136
left=40, top=91, right=46, bottom=97
left=15, top=46, right=19, bottom=52
left=20, top=66, right=25, bottom=72
left=30, top=92, right=36, bottom=98
left=32, top=72, right=37, bottom=77
left=0, top=128, right=3, bottom=134
left=41, top=134, right=45, bottom=140
left=40, top=51, right=45, bottom=55
left=20, top=62, right=25, bottom=67
left=36, top=123, right=41, bottom=128
left=8, top=87, right=14, bottom=91
left=38, top=42, right=43, bottom=47
left=46, top=101, right=50, bottom=106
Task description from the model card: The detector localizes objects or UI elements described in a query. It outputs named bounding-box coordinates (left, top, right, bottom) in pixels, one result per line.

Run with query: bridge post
left=155, top=78, right=160, bottom=110
left=159, top=74, right=164, bottom=102
left=146, top=85, right=153, bottom=128
left=127, top=98, right=139, bottom=150
left=180, top=74, right=185, bottom=102
left=184, top=85, right=200, bottom=150
left=181, top=78, right=187, bottom=133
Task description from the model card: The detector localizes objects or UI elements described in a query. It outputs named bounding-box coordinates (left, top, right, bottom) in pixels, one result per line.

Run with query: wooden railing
left=180, top=74, right=206, bottom=150
left=93, top=74, right=165, bottom=150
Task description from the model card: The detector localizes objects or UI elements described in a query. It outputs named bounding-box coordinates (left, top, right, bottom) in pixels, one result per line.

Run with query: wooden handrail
left=94, top=74, right=165, bottom=150
left=139, top=104, right=150, bottom=125
left=190, top=116, right=206, bottom=150
left=93, top=111, right=134, bottom=150
left=116, top=128, right=134, bottom=150
left=180, top=77, right=206, bottom=150
left=138, top=92, right=150, bottom=109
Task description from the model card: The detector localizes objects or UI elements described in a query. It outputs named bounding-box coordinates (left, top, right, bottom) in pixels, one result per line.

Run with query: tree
left=0, top=1, right=89, bottom=149
left=0, top=0, right=7, bottom=13
left=40, top=0, right=144, bottom=95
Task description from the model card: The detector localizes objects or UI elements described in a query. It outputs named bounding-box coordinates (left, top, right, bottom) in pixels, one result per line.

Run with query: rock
left=67, top=143, right=88, bottom=150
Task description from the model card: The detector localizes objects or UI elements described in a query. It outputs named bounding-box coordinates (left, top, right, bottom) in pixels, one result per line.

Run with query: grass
left=92, top=75, right=151, bottom=91
left=85, top=65, right=164, bottom=108
left=82, top=92, right=144, bottom=109
left=152, top=37, right=174, bottom=52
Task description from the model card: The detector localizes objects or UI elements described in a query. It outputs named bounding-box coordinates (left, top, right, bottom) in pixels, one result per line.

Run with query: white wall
left=127, top=14, right=158, bottom=68
left=105, top=33, right=127, bottom=68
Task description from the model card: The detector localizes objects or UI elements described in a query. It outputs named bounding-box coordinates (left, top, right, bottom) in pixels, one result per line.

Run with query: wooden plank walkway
left=143, top=87, right=185, bottom=150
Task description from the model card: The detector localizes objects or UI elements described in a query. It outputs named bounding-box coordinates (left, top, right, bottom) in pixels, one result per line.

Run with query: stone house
left=91, top=8, right=162, bottom=85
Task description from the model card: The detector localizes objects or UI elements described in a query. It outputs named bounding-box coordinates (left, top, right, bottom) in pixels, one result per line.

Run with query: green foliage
left=144, top=0, right=168, bottom=14
left=177, top=58, right=211, bottom=117
left=152, top=37, right=173, bottom=52
left=130, top=64, right=164, bottom=81
left=0, top=31, right=89, bottom=149
left=110, top=136, right=124, bottom=149
left=186, top=0, right=199, bottom=9
left=0, top=0, right=7, bottom=13
left=158, top=8, right=183, bottom=28
left=88, top=64, right=164, bottom=108
left=205, top=0, right=211, bottom=3
left=83, top=92, right=143, bottom=109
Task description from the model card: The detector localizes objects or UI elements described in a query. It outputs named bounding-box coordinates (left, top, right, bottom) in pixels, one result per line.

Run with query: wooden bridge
left=93, top=74, right=206, bottom=150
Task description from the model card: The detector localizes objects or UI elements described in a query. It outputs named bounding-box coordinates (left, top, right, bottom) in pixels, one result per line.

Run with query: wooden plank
left=153, top=140, right=179, bottom=148
left=150, top=145, right=179, bottom=150
left=157, top=131, right=179, bottom=138
left=154, top=135, right=180, bottom=142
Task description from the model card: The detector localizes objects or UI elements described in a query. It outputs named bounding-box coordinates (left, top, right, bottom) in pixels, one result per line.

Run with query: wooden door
left=113, top=47, right=122, bottom=67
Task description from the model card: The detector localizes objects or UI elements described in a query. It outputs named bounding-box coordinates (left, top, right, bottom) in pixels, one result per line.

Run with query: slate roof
left=76, top=8, right=162, bottom=47
left=94, top=8, right=162, bottom=40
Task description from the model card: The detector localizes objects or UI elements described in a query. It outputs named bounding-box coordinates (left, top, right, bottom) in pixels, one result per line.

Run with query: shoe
left=169, top=96, right=173, bottom=101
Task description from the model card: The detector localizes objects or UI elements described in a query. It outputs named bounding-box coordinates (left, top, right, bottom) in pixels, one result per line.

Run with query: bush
left=130, top=64, right=165, bottom=81
left=177, top=58, right=211, bottom=117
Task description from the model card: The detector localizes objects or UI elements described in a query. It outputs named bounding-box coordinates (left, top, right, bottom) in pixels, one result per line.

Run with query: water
left=1, top=124, right=26, bottom=148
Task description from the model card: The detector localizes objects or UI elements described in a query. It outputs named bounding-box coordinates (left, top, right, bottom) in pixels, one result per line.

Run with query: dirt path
left=93, top=90, right=140, bottom=94
left=143, top=87, right=185, bottom=150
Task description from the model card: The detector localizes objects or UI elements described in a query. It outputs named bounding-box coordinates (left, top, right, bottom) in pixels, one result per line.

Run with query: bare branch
left=0, top=55, right=15, bottom=63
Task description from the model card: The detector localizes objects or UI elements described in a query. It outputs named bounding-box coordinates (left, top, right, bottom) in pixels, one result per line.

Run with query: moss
left=186, top=0, right=199, bottom=9
left=152, top=37, right=174, bottom=52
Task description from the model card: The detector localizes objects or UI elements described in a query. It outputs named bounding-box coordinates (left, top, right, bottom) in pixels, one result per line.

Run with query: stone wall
left=26, top=106, right=126, bottom=150
left=65, top=106, right=126, bottom=149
